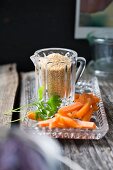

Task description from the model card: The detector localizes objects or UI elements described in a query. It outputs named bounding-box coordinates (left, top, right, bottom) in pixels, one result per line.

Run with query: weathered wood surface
left=20, top=71, right=36, bottom=121
left=20, top=71, right=113, bottom=170
left=0, top=64, right=18, bottom=127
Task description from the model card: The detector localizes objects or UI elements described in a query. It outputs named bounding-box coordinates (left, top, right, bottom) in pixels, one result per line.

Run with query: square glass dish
left=21, top=77, right=109, bottom=140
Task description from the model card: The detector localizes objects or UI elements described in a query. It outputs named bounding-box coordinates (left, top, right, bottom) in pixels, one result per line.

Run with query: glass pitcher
left=30, top=48, right=86, bottom=104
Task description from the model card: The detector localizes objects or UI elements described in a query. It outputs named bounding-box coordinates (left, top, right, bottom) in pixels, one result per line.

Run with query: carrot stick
left=76, top=119, right=96, bottom=129
left=49, top=121, right=66, bottom=128
left=82, top=108, right=93, bottom=121
left=92, top=103, right=99, bottom=111
left=89, top=93, right=100, bottom=104
left=58, top=102, right=83, bottom=115
left=73, top=101, right=91, bottom=119
left=74, top=93, right=80, bottom=101
left=75, top=93, right=90, bottom=104
left=75, top=93, right=100, bottom=105
left=27, top=111, right=42, bottom=121
left=66, top=112, right=73, bottom=118
left=37, top=117, right=56, bottom=127
left=56, top=114, right=82, bottom=128
left=37, top=114, right=96, bottom=129
left=71, top=110, right=78, bottom=118
left=27, top=111, right=36, bottom=120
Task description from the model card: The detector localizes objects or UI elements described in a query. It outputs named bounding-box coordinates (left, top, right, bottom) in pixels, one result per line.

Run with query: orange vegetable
left=37, top=114, right=96, bottom=129
left=58, top=102, right=83, bottom=115
left=89, top=93, right=100, bottom=104
left=73, top=101, right=91, bottom=119
left=92, top=103, right=99, bottom=111
left=75, top=93, right=100, bottom=105
left=38, top=117, right=56, bottom=127
left=66, top=112, right=73, bottom=118
left=28, top=92, right=99, bottom=130
left=76, top=119, right=96, bottom=129
left=56, top=114, right=81, bottom=128
left=74, top=93, right=80, bottom=100
left=27, top=111, right=42, bottom=121
left=75, top=93, right=90, bottom=104
left=27, top=111, right=36, bottom=120
left=49, top=118, right=66, bottom=128
left=82, top=108, right=93, bottom=121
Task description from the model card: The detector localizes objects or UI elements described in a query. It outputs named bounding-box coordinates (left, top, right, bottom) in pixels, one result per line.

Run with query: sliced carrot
left=82, top=108, right=93, bottom=121
left=49, top=121, right=66, bottom=128
left=27, top=111, right=36, bottom=120
left=58, top=102, right=83, bottom=115
left=92, top=103, right=99, bottom=111
left=56, top=114, right=82, bottom=128
left=71, top=110, right=78, bottom=118
left=75, top=93, right=89, bottom=104
left=73, top=101, right=91, bottom=119
left=75, top=93, right=100, bottom=105
left=37, top=117, right=56, bottom=127
left=66, top=112, right=73, bottom=118
left=50, top=115, right=67, bottom=128
left=89, top=93, right=100, bottom=104
left=37, top=114, right=96, bottom=129
left=76, top=119, right=96, bottom=129
left=74, top=93, right=80, bottom=101
left=27, top=111, right=42, bottom=121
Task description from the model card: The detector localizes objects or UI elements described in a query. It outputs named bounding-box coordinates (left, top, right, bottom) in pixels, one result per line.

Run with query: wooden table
left=0, top=64, right=113, bottom=170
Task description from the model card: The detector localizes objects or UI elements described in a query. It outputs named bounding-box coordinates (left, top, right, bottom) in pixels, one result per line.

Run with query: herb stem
left=4, top=102, right=36, bottom=115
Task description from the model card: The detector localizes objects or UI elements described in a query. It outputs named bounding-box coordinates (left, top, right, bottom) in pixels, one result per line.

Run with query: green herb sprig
left=34, top=86, right=62, bottom=120
left=4, top=86, right=62, bottom=122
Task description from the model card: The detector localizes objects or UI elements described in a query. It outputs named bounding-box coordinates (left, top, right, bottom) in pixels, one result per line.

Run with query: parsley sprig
left=4, top=86, right=62, bottom=122
left=34, top=86, right=62, bottom=120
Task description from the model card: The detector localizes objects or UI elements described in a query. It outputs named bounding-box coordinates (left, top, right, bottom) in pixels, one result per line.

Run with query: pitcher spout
left=30, top=54, right=39, bottom=67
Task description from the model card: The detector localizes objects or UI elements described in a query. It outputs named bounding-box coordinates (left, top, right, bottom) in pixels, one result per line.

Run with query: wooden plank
left=0, top=64, right=18, bottom=127
left=20, top=71, right=113, bottom=170
left=20, top=71, right=36, bottom=123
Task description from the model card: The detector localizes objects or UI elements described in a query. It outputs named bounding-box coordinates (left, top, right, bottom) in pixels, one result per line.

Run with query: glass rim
left=34, top=48, right=78, bottom=59
left=87, top=31, right=113, bottom=44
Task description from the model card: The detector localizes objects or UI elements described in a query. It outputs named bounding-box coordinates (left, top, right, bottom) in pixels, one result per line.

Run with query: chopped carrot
left=28, top=92, right=100, bottom=130
left=66, top=112, right=73, bottom=118
left=71, top=110, right=78, bottom=118
left=73, top=101, right=91, bottom=119
left=49, top=120, right=66, bottom=128
left=27, top=111, right=42, bottom=121
left=38, top=117, right=56, bottom=127
left=74, top=93, right=80, bottom=100
left=82, top=108, right=93, bottom=121
left=27, top=111, right=36, bottom=120
left=55, top=114, right=82, bottom=128
left=76, top=119, right=96, bottom=129
left=75, top=93, right=100, bottom=105
left=58, top=102, right=83, bottom=115
left=89, top=93, right=100, bottom=104
left=37, top=113, right=96, bottom=129
left=92, top=103, right=99, bottom=111
left=75, top=93, right=90, bottom=104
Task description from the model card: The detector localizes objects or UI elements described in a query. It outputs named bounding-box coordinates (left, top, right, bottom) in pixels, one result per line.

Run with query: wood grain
left=20, top=71, right=36, bottom=124
left=0, top=64, right=18, bottom=127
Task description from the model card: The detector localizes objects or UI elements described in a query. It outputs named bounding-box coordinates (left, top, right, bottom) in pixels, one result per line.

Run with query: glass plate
left=21, top=77, right=109, bottom=140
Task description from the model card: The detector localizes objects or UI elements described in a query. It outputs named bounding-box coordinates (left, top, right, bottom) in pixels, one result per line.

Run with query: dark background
left=0, top=0, right=91, bottom=71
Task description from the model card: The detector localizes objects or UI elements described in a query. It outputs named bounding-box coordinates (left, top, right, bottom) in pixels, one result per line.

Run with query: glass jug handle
left=76, top=57, right=86, bottom=83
